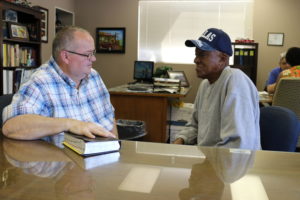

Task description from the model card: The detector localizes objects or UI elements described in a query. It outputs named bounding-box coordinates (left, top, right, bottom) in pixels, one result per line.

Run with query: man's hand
left=173, top=137, right=184, bottom=144
left=67, top=119, right=116, bottom=139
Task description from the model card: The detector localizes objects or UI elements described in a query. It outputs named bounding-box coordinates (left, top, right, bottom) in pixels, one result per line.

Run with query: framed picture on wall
left=167, top=71, right=189, bottom=87
left=267, top=32, right=284, bottom=46
left=96, top=27, right=126, bottom=53
left=33, top=6, right=48, bottom=43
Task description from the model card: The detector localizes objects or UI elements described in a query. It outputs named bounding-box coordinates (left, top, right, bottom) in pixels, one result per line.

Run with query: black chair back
left=260, top=106, right=300, bottom=152
left=0, top=94, right=14, bottom=127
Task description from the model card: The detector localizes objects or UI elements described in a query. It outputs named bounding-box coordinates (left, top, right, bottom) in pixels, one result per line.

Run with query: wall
left=74, top=0, right=138, bottom=88
left=254, top=0, right=300, bottom=90
left=29, top=0, right=75, bottom=62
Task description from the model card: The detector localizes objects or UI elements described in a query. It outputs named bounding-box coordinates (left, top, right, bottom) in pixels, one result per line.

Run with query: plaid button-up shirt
left=3, top=57, right=114, bottom=141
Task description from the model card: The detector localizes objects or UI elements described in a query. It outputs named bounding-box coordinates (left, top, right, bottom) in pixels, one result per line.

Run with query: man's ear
left=60, top=50, right=70, bottom=64
left=218, top=52, right=228, bottom=66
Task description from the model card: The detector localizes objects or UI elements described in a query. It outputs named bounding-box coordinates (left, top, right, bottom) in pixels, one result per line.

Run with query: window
left=138, top=0, right=254, bottom=64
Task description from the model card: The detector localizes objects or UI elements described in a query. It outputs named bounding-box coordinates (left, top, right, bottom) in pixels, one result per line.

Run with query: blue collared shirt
left=3, top=57, right=114, bottom=139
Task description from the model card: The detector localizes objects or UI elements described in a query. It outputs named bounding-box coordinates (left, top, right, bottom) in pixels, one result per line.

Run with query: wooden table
left=109, top=85, right=190, bottom=143
left=1, top=136, right=300, bottom=200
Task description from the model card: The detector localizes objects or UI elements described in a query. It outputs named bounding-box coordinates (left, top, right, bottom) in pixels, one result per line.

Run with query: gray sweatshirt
left=176, top=66, right=261, bottom=150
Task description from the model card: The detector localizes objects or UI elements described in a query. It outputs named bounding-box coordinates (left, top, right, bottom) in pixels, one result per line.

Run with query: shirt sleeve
left=175, top=85, right=202, bottom=145
left=219, top=75, right=260, bottom=150
left=175, top=109, right=198, bottom=144
left=266, top=68, right=280, bottom=85
left=2, top=80, right=50, bottom=123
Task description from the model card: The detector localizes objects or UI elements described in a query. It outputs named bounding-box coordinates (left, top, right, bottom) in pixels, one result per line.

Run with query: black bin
left=117, top=119, right=147, bottom=140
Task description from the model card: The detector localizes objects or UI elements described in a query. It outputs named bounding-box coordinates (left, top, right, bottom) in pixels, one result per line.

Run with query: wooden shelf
left=4, top=38, right=40, bottom=44
left=231, top=43, right=258, bottom=85
left=0, top=0, right=42, bottom=95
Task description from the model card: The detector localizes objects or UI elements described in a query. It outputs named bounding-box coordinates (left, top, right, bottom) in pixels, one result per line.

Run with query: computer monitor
left=133, top=61, right=154, bottom=83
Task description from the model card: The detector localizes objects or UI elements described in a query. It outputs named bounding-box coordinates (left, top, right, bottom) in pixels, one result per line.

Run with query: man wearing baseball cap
left=173, top=28, right=261, bottom=150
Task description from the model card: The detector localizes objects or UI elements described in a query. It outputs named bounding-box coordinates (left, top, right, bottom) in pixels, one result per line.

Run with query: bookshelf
left=0, top=0, right=42, bottom=95
left=231, top=43, right=258, bottom=85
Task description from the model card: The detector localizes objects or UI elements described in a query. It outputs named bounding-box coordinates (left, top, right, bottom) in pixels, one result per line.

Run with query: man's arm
left=266, top=83, right=276, bottom=93
left=2, top=114, right=116, bottom=140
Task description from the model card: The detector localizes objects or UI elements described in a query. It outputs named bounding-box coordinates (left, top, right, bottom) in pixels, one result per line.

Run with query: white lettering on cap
left=201, top=31, right=216, bottom=42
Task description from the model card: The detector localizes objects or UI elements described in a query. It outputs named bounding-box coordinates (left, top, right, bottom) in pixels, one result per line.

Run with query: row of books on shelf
left=2, top=68, right=35, bottom=94
left=233, top=48, right=255, bottom=66
left=2, top=43, right=37, bottom=67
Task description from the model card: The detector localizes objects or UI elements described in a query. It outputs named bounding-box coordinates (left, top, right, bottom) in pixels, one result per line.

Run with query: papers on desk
left=153, top=77, right=181, bottom=93
left=258, top=91, right=273, bottom=102
left=153, top=88, right=178, bottom=94
left=258, top=91, right=268, bottom=95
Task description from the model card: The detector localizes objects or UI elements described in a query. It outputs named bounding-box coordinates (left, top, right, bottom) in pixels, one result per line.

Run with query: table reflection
left=179, top=147, right=255, bottom=200
left=1, top=138, right=97, bottom=200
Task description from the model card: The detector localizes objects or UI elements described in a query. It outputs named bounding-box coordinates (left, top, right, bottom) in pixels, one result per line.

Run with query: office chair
left=0, top=94, right=13, bottom=128
left=272, top=78, right=300, bottom=147
left=260, top=106, right=300, bottom=152
left=272, top=78, right=300, bottom=118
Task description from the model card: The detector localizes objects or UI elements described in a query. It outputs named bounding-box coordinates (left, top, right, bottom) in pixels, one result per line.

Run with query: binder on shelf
left=2, top=43, right=7, bottom=67
left=234, top=49, right=240, bottom=65
left=2, top=70, right=7, bottom=94
left=243, top=49, right=249, bottom=67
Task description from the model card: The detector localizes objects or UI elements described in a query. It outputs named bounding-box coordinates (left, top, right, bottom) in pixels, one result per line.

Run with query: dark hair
left=285, top=47, right=300, bottom=66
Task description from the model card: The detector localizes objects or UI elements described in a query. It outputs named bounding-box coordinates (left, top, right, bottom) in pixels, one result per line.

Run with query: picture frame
left=267, top=32, right=284, bottom=46
left=33, top=6, right=48, bottom=43
left=8, top=22, right=29, bottom=40
left=96, top=27, right=126, bottom=53
left=5, top=9, right=18, bottom=22
left=167, top=71, right=189, bottom=87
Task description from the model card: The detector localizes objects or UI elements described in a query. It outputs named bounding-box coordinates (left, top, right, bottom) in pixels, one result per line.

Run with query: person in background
left=278, top=47, right=300, bottom=79
left=173, top=28, right=261, bottom=150
left=265, top=52, right=290, bottom=93
left=274, top=47, right=300, bottom=152
left=2, top=26, right=117, bottom=141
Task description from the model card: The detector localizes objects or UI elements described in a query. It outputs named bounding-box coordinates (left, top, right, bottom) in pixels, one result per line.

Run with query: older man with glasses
left=2, top=26, right=117, bottom=141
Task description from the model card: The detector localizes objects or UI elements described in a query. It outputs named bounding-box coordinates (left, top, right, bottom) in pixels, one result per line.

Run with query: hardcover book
left=63, top=132, right=120, bottom=156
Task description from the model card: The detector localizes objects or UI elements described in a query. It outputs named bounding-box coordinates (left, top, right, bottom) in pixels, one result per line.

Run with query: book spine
left=63, top=142, right=84, bottom=155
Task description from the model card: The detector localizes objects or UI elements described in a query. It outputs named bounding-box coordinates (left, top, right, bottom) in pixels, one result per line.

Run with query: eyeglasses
left=65, top=50, right=96, bottom=60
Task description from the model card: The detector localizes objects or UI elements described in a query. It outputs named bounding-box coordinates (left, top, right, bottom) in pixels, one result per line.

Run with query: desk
left=1, top=136, right=300, bottom=200
left=109, top=85, right=190, bottom=143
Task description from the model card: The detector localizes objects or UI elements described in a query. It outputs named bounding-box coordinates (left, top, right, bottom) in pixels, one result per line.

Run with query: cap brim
left=185, top=40, right=215, bottom=51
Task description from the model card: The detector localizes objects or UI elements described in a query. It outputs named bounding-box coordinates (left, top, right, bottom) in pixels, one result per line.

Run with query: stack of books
left=153, top=77, right=180, bottom=93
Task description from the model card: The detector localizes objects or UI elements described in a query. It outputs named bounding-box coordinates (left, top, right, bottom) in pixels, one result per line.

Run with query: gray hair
left=52, top=26, right=91, bottom=62
left=280, top=51, right=286, bottom=59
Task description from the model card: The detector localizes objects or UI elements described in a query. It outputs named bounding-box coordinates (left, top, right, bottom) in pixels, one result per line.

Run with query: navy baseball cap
left=185, top=28, right=233, bottom=56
